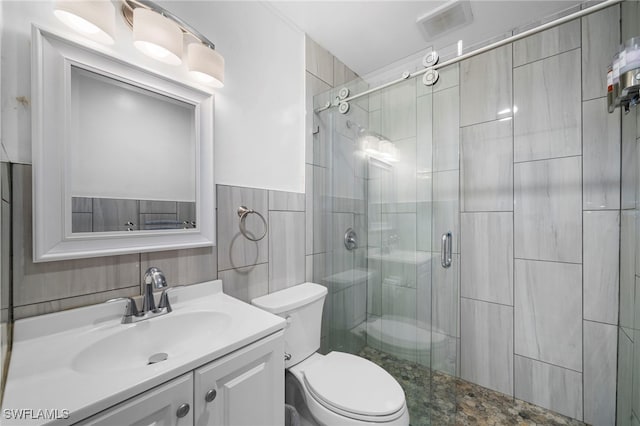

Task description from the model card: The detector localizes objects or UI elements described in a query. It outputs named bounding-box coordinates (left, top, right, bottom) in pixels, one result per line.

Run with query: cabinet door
left=77, top=374, right=194, bottom=426
left=194, top=331, right=284, bottom=426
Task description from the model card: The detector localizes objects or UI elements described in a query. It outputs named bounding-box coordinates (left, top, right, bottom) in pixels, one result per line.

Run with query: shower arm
left=315, top=0, right=623, bottom=113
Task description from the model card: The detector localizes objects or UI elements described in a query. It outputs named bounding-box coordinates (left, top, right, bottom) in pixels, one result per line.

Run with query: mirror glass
left=69, top=67, right=196, bottom=233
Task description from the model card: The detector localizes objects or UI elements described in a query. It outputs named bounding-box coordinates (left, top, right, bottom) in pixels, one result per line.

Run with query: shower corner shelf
left=609, top=67, right=640, bottom=114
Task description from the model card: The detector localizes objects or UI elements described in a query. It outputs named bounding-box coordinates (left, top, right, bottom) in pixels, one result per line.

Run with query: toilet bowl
left=252, top=283, right=409, bottom=426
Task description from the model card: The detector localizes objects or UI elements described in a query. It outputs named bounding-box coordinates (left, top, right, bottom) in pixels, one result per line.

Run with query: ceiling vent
left=416, top=0, right=473, bottom=41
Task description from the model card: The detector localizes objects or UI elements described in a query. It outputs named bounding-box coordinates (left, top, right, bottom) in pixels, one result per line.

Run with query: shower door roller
left=441, top=232, right=452, bottom=268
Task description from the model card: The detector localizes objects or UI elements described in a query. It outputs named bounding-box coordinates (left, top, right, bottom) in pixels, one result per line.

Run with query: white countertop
left=2, top=280, right=285, bottom=425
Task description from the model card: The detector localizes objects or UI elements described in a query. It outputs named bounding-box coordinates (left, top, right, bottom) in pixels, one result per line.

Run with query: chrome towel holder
left=237, top=206, right=268, bottom=241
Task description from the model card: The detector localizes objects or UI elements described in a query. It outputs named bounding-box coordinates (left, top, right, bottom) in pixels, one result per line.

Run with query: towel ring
left=237, top=206, right=268, bottom=241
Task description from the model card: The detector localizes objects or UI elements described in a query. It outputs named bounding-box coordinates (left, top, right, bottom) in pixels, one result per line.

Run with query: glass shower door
left=313, top=62, right=460, bottom=426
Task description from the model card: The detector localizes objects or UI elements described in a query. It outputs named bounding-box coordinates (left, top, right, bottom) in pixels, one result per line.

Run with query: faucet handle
left=158, top=285, right=185, bottom=313
left=106, top=297, right=140, bottom=318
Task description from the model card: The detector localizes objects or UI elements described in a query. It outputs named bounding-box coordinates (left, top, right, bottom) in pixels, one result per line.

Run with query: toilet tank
left=252, top=283, right=327, bottom=368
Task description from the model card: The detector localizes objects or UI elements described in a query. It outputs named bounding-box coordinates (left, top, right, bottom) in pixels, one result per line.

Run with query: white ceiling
left=268, top=0, right=584, bottom=76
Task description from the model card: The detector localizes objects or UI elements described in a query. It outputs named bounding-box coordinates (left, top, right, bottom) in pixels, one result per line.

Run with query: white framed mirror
left=31, top=26, right=215, bottom=262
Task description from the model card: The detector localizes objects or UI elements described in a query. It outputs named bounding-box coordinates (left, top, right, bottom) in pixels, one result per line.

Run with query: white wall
left=1, top=0, right=305, bottom=193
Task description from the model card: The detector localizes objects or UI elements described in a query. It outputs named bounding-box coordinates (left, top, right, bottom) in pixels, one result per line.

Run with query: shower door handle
left=441, top=232, right=452, bottom=268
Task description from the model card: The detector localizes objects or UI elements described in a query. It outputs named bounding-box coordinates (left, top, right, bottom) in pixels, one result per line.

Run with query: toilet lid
left=303, top=352, right=405, bottom=417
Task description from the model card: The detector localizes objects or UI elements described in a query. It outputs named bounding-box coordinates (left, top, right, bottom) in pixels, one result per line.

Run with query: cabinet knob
left=205, top=389, right=217, bottom=403
left=176, top=403, right=190, bottom=418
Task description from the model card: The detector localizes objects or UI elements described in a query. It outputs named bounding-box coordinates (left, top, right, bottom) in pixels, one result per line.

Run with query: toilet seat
left=300, top=352, right=406, bottom=423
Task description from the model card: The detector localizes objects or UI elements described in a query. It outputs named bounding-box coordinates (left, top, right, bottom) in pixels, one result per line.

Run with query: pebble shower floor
left=358, top=347, right=586, bottom=426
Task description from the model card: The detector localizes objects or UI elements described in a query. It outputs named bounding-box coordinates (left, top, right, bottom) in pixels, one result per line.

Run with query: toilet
left=252, top=282, right=410, bottom=426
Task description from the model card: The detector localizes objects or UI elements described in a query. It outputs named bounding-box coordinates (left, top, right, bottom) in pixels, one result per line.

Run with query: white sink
left=2, top=280, right=286, bottom=425
left=72, top=311, right=232, bottom=374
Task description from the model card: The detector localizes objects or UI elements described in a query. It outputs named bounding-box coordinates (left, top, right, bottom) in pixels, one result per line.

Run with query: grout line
left=514, top=257, right=582, bottom=266
left=513, top=154, right=583, bottom=165
left=514, top=353, right=583, bottom=374
left=461, top=296, right=514, bottom=309
left=512, top=46, right=582, bottom=69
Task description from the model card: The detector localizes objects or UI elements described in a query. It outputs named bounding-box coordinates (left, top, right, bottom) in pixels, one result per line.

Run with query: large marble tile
left=333, top=57, right=358, bottom=88
left=332, top=282, right=366, bottom=354
left=583, top=211, right=619, bottom=325
left=380, top=78, right=416, bottom=142
left=432, top=170, right=459, bottom=254
left=305, top=35, right=333, bottom=86
left=460, top=119, right=513, bottom=212
left=330, top=212, right=354, bottom=276
left=305, top=164, right=313, bottom=255
left=461, top=212, right=513, bottom=305
left=514, top=156, right=582, bottom=263
left=460, top=298, right=514, bottom=396
left=92, top=198, right=139, bottom=232
left=416, top=94, right=433, bottom=175
left=219, top=263, right=268, bottom=304
left=460, top=45, right=512, bottom=127
left=71, top=213, right=92, bottom=233
left=216, top=185, right=268, bottom=270
left=513, top=20, right=580, bottom=67
left=622, top=107, right=638, bottom=210
left=514, top=355, right=582, bottom=420
left=583, top=320, right=617, bottom=426
left=514, top=259, right=582, bottom=371
left=582, top=6, right=620, bottom=100
left=1, top=162, right=10, bottom=202
left=433, top=86, right=459, bottom=172
left=432, top=254, right=459, bottom=338
left=390, top=137, right=417, bottom=209
left=514, top=50, right=581, bottom=162
left=268, top=190, right=304, bottom=211
left=1, top=201, right=10, bottom=310
left=13, top=286, right=140, bottom=320
left=634, top=329, right=640, bottom=425
left=312, top=165, right=328, bottom=254
left=620, top=211, right=636, bottom=329
left=268, top=211, right=305, bottom=292
left=306, top=72, right=331, bottom=167
left=583, top=97, right=621, bottom=210
left=331, top=133, right=356, bottom=211
left=139, top=200, right=177, bottom=214
left=618, top=328, right=634, bottom=426
left=141, top=247, right=217, bottom=287
left=416, top=176, right=432, bottom=253
left=431, top=63, right=458, bottom=94
left=12, top=165, right=140, bottom=307
left=431, top=333, right=460, bottom=377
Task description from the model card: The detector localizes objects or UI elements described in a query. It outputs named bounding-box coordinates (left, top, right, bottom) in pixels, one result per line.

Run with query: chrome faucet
left=108, top=267, right=174, bottom=324
left=143, top=267, right=167, bottom=313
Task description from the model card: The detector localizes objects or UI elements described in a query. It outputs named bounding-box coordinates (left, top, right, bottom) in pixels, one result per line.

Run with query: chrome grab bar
left=441, top=232, right=452, bottom=268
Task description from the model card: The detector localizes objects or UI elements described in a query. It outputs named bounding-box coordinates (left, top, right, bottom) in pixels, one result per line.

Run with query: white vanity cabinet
left=194, top=331, right=284, bottom=426
left=75, top=332, right=284, bottom=426
left=77, top=373, right=194, bottom=426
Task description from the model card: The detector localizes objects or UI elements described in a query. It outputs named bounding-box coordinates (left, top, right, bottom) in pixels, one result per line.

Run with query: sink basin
left=72, top=311, right=232, bottom=374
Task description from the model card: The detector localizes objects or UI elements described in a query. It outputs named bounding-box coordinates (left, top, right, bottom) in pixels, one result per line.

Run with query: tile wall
left=459, top=6, right=621, bottom=424
left=305, top=35, right=366, bottom=353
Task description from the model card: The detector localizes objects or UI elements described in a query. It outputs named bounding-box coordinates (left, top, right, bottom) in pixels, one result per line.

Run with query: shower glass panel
left=313, top=63, right=460, bottom=425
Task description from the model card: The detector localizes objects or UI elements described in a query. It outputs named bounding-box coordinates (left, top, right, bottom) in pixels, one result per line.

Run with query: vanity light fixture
left=55, top=0, right=225, bottom=87
left=122, top=0, right=225, bottom=87
left=132, top=7, right=182, bottom=65
left=53, top=0, right=116, bottom=45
